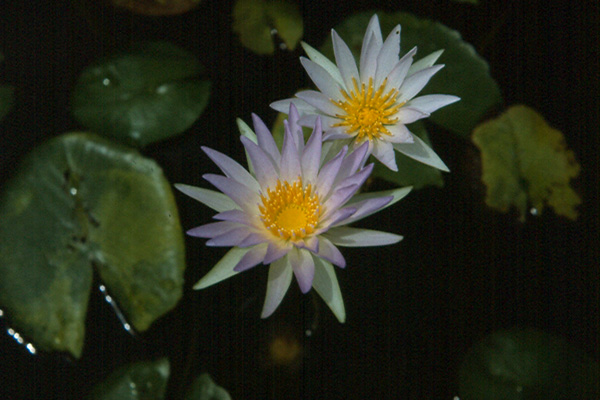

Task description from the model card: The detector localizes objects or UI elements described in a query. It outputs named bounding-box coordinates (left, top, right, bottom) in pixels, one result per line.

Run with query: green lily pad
left=472, top=105, right=580, bottom=221
left=233, top=0, right=303, bottom=54
left=320, top=11, right=501, bottom=137
left=185, top=374, right=232, bottom=400
left=0, top=133, right=185, bottom=357
left=372, top=121, right=444, bottom=189
left=72, top=42, right=210, bottom=147
left=459, top=328, right=600, bottom=400
left=89, top=358, right=170, bottom=400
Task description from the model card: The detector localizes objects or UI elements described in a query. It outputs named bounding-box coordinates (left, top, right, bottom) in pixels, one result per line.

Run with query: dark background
left=0, top=0, right=598, bottom=399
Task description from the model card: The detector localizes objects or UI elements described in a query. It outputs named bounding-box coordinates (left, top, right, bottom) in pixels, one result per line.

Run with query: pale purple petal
left=193, top=247, right=250, bottom=289
left=174, top=184, right=238, bottom=212
left=334, top=142, right=369, bottom=185
left=301, top=117, right=322, bottom=183
left=264, top=242, right=292, bottom=265
left=214, top=209, right=254, bottom=225
left=301, top=41, right=345, bottom=88
left=393, top=134, right=450, bottom=172
left=233, top=243, right=268, bottom=272
left=312, top=257, right=345, bottom=323
left=206, top=227, right=251, bottom=247
left=203, top=174, right=258, bottom=212
left=316, top=147, right=347, bottom=199
left=297, top=235, right=319, bottom=253
left=374, top=24, right=401, bottom=88
left=252, top=113, right=281, bottom=165
left=406, top=94, right=460, bottom=114
left=386, top=124, right=414, bottom=144
left=398, top=64, right=445, bottom=103
left=320, top=205, right=357, bottom=229
left=408, top=49, right=444, bottom=75
left=360, top=32, right=379, bottom=84
left=286, top=103, right=304, bottom=152
left=332, top=30, right=359, bottom=90
left=201, top=147, right=260, bottom=193
left=396, top=107, right=429, bottom=124
left=280, top=120, right=302, bottom=183
left=344, top=187, right=412, bottom=224
left=315, top=235, right=346, bottom=268
left=360, top=14, right=383, bottom=63
left=386, top=46, right=417, bottom=89
left=296, top=90, right=344, bottom=117
left=300, top=57, right=344, bottom=100
left=321, top=185, right=360, bottom=221
left=240, top=136, right=278, bottom=189
left=297, top=113, right=319, bottom=127
left=325, top=226, right=403, bottom=247
left=288, top=248, right=315, bottom=294
left=335, top=163, right=373, bottom=194
left=261, top=256, right=294, bottom=318
left=187, top=221, right=238, bottom=238
left=372, top=140, right=398, bottom=171
left=237, top=232, right=269, bottom=248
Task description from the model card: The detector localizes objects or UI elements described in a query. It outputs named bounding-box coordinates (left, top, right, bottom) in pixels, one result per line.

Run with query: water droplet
left=8, top=328, right=15, bottom=335
left=0, top=309, right=4, bottom=317
left=26, top=343, right=37, bottom=354
left=279, top=42, right=288, bottom=50
left=453, top=397, right=460, bottom=400
left=69, top=187, right=78, bottom=196
left=102, top=78, right=111, bottom=86
left=530, top=207, right=538, bottom=216
left=305, top=329, right=312, bottom=337
left=99, top=284, right=136, bottom=335
left=155, top=84, right=168, bottom=95
left=131, top=130, right=141, bottom=140
left=270, top=28, right=278, bottom=35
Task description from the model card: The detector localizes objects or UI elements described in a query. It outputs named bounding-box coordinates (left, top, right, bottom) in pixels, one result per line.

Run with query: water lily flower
left=175, top=105, right=410, bottom=322
left=271, top=14, right=460, bottom=172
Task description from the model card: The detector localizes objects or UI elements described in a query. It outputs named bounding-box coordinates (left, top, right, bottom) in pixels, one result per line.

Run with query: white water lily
left=271, top=14, right=459, bottom=172
left=175, top=105, right=410, bottom=322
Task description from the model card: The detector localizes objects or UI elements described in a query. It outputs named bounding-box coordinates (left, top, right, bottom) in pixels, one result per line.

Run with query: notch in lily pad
left=0, top=133, right=186, bottom=358
left=71, top=42, right=211, bottom=147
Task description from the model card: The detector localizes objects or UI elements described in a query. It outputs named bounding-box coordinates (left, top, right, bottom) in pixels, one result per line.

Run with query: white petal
left=361, top=14, right=383, bottom=62
left=386, top=124, right=414, bottom=143
left=296, top=90, right=343, bottom=117
left=408, top=49, right=444, bottom=75
left=301, top=41, right=345, bottom=88
left=312, top=256, right=345, bottom=323
left=386, top=46, right=417, bottom=89
left=332, top=29, right=360, bottom=90
left=393, top=134, right=449, bottom=172
left=193, top=247, right=250, bottom=289
left=374, top=24, right=401, bottom=88
left=174, top=184, right=238, bottom=212
left=270, top=97, right=317, bottom=115
left=406, top=94, right=460, bottom=114
left=288, top=247, right=315, bottom=294
left=325, top=226, right=403, bottom=247
left=396, top=107, right=429, bottom=124
left=398, top=64, right=445, bottom=103
left=344, top=187, right=412, bottom=224
left=261, top=256, right=294, bottom=318
left=360, top=32, right=379, bottom=84
left=372, top=139, right=398, bottom=171
left=301, top=57, right=344, bottom=100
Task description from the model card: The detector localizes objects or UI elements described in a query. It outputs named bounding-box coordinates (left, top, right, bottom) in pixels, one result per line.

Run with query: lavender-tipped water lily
left=175, top=105, right=410, bottom=322
left=271, top=14, right=460, bottom=172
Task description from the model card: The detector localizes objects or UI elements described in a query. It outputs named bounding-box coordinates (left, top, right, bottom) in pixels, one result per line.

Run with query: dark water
left=0, top=0, right=598, bottom=399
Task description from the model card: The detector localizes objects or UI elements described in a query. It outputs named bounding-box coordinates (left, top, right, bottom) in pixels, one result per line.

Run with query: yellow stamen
left=259, top=178, right=321, bottom=241
left=332, top=77, right=404, bottom=142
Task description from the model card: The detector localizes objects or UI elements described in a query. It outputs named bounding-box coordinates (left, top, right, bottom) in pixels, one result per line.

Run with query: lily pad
left=0, top=133, right=185, bottom=357
left=472, top=105, right=580, bottom=221
left=320, top=11, right=501, bottom=137
left=233, top=0, right=303, bottom=54
left=185, top=374, right=232, bottom=400
left=89, top=358, right=170, bottom=400
left=459, top=328, right=600, bottom=400
left=372, top=121, right=444, bottom=189
left=72, top=42, right=210, bottom=147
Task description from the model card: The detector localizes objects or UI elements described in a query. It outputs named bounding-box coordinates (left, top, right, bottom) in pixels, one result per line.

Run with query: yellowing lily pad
left=233, top=0, right=303, bottom=55
left=72, top=42, right=210, bottom=147
left=321, top=11, right=501, bottom=138
left=0, top=133, right=185, bottom=358
left=472, top=105, right=580, bottom=221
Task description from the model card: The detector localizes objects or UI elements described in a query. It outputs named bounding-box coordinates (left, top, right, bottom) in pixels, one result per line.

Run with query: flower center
left=259, top=178, right=321, bottom=241
left=332, top=77, right=404, bottom=142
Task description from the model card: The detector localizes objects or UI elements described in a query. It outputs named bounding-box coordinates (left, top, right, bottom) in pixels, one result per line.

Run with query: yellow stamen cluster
left=332, top=77, right=404, bottom=142
left=259, top=178, right=321, bottom=241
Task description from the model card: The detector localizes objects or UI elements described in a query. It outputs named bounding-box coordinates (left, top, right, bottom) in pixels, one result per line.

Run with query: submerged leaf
left=233, top=0, right=303, bottom=55
left=89, top=358, right=170, bottom=400
left=372, top=121, right=444, bottom=189
left=320, top=11, right=501, bottom=137
left=185, top=374, right=232, bottom=400
left=0, top=133, right=185, bottom=357
left=459, top=328, right=599, bottom=400
left=472, top=105, right=580, bottom=221
left=72, top=42, right=210, bottom=147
